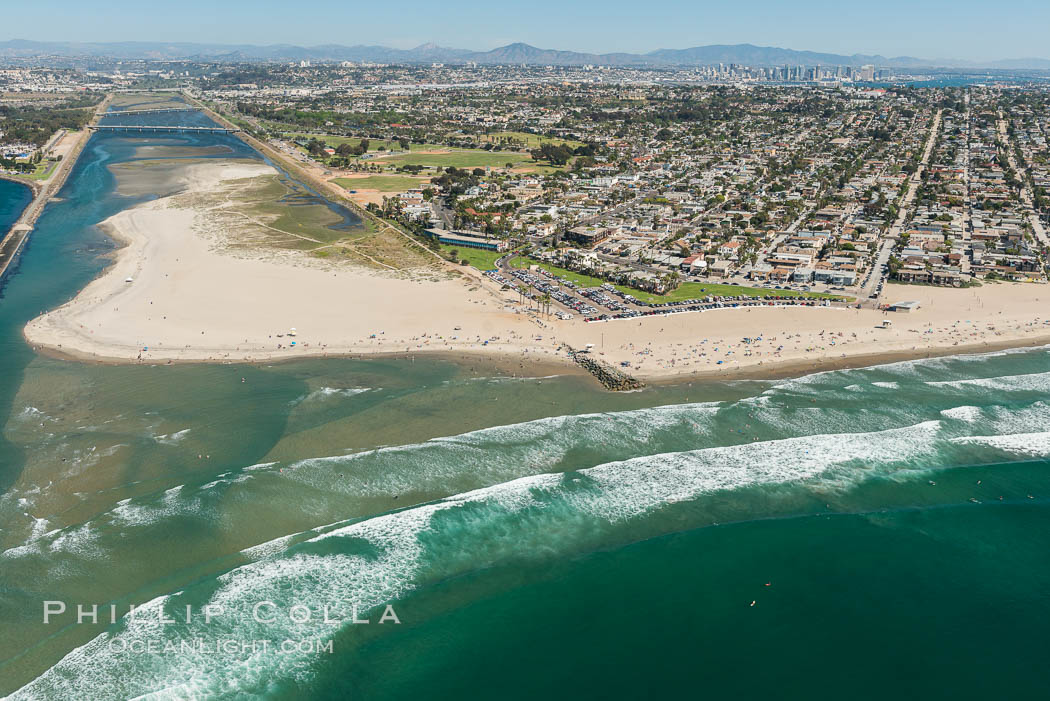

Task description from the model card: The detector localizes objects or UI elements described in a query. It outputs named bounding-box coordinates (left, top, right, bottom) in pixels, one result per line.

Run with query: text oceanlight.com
left=108, top=638, right=337, bottom=655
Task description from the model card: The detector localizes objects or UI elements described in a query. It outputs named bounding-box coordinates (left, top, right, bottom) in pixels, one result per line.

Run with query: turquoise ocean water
left=0, top=118, right=1048, bottom=699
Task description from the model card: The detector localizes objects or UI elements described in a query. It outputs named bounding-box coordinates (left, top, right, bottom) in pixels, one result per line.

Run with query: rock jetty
left=564, top=345, right=644, bottom=391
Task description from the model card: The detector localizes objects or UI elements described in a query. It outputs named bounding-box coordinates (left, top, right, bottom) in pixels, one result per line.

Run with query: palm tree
left=541, top=292, right=552, bottom=318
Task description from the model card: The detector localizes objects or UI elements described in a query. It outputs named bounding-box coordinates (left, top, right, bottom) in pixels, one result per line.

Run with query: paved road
left=888, top=109, right=943, bottom=239
left=857, top=238, right=894, bottom=301
left=999, top=113, right=1050, bottom=249
left=851, top=109, right=943, bottom=304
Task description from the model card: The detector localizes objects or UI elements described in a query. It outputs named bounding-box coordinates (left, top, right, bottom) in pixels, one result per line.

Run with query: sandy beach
left=24, top=159, right=1050, bottom=381
left=556, top=288, right=1050, bottom=381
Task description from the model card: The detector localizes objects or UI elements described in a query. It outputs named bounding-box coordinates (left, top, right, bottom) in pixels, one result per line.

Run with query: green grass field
left=14, top=160, right=58, bottom=181
left=440, top=244, right=504, bottom=270
left=624, top=281, right=846, bottom=303
left=479, top=131, right=585, bottom=150
left=282, top=134, right=560, bottom=173
left=507, top=257, right=846, bottom=302
left=332, top=175, right=428, bottom=192
left=375, top=150, right=532, bottom=170
left=519, top=163, right=569, bottom=175
left=283, top=132, right=444, bottom=153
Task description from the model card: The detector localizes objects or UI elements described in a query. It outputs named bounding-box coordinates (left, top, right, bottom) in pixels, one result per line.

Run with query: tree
left=531, top=143, right=574, bottom=166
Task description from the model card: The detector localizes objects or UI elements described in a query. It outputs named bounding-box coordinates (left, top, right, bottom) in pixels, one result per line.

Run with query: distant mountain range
left=2, top=39, right=1049, bottom=70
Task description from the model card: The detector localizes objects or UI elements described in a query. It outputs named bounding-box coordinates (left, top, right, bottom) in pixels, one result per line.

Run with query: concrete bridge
left=89, top=125, right=240, bottom=134
left=104, top=107, right=200, bottom=116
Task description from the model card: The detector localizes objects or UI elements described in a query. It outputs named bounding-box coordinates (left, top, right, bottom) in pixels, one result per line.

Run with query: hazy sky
left=6, top=0, right=1049, bottom=61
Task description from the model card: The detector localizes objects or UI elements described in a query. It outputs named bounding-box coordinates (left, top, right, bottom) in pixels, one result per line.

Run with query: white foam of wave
left=111, top=486, right=188, bottom=527
left=855, top=344, right=1050, bottom=379
left=278, top=401, right=723, bottom=498
left=940, top=405, right=982, bottom=422
left=0, top=517, right=54, bottom=559
left=289, top=387, right=372, bottom=406
left=14, top=406, right=57, bottom=423
left=24, top=403, right=1050, bottom=698
left=983, top=402, right=1050, bottom=436
left=44, top=523, right=102, bottom=559
left=5, top=485, right=205, bottom=560
left=13, top=394, right=685, bottom=559
left=762, top=368, right=840, bottom=394
left=15, top=387, right=1007, bottom=564
left=28, top=516, right=50, bottom=540
left=154, top=428, right=191, bottom=445
left=939, top=402, right=1050, bottom=439
left=14, top=504, right=451, bottom=698
left=574, top=420, right=943, bottom=522
left=745, top=405, right=913, bottom=441
left=239, top=534, right=296, bottom=560
left=314, top=386, right=371, bottom=399
left=951, top=431, right=1050, bottom=458
left=927, top=370, right=1050, bottom=394
left=8, top=388, right=1047, bottom=571
left=763, top=346, right=1049, bottom=393
left=10, top=421, right=951, bottom=699
left=763, top=367, right=908, bottom=397
left=477, top=374, right=567, bottom=384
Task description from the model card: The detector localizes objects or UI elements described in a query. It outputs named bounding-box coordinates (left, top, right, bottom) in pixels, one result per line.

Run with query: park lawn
left=375, top=150, right=532, bottom=170
left=440, top=244, right=504, bottom=271
left=624, top=281, right=847, bottom=303
left=14, top=160, right=58, bottom=181
left=479, top=131, right=585, bottom=150
left=507, top=256, right=607, bottom=286
left=517, top=162, right=568, bottom=175
left=283, top=132, right=443, bottom=152
left=508, top=257, right=846, bottom=301
left=332, top=175, right=428, bottom=192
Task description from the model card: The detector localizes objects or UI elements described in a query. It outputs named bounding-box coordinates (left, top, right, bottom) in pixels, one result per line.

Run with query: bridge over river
left=89, top=125, right=240, bottom=134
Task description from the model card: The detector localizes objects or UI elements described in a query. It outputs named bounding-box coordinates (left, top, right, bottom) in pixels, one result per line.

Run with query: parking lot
left=486, top=267, right=841, bottom=324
